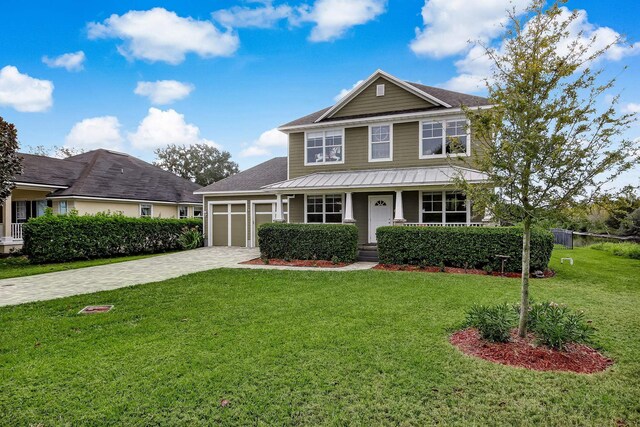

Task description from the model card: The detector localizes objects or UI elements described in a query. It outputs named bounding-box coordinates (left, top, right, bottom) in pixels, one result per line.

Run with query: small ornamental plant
left=465, top=303, right=517, bottom=343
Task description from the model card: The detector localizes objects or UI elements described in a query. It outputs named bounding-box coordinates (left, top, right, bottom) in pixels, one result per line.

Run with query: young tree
left=154, top=143, right=239, bottom=187
left=0, top=116, right=22, bottom=203
left=458, top=0, right=639, bottom=336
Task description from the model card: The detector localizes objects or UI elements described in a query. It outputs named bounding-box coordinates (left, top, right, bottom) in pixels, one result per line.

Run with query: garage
left=209, top=202, right=247, bottom=247
left=251, top=201, right=288, bottom=247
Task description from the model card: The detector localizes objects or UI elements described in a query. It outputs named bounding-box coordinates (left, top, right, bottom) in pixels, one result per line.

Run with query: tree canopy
left=153, top=143, right=239, bottom=187
left=0, top=116, right=22, bottom=203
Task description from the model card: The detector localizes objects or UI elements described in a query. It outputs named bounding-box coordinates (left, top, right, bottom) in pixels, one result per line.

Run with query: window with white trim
left=140, top=203, right=152, bottom=218
left=306, top=194, right=343, bottom=223
left=193, top=206, right=203, bottom=218
left=421, top=119, right=468, bottom=157
left=421, top=191, right=467, bottom=224
left=376, top=84, right=385, bottom=96
left=178, top=205, right=188, bottom=219
left=369, top=124, right=392, bottom=161
left=306, top=130, right=343, bottom=164
left=58, top=201, right=68, bottom=215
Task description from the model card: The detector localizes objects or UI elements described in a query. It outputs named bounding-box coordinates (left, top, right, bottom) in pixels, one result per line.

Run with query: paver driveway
left=0, top=248, right=376, bottom=307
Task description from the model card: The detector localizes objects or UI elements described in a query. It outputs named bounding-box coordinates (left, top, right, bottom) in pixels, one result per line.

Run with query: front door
left=368, top=195, right=393, bottom=243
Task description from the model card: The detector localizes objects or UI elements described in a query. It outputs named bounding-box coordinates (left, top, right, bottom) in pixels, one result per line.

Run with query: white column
left=274, top=193, right=285, bottom=222
left=393, top=190, right=406, bottom=224
left=343, top=192, right=355, bottom=223
left=1, top=194, right=11, bottom=241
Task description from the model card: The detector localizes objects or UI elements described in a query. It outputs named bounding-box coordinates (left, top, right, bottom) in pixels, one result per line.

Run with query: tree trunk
left=518, top=217, right=532, bottom=337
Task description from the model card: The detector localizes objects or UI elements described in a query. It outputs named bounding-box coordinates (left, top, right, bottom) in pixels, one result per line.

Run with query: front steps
left=357, top=244, right=379, bottom=262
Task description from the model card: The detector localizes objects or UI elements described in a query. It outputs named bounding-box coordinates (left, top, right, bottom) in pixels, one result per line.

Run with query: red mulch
left=241, top=258, right=350, bottom=268
left=450, top=328, right=613, bottom=373
left=372, top=264, right=555, bottom=279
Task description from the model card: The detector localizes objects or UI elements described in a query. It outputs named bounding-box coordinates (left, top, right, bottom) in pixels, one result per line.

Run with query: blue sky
left=0, top=0, right=639, bottom=186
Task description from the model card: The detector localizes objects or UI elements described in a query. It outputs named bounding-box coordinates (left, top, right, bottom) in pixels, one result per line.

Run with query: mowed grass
left=0, top=253, right=168, bottom=280
left=0, top=248, right=638, bottom=426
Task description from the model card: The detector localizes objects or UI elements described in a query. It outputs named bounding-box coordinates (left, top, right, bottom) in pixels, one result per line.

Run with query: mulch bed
left=373, top=264, right=555, bottom=279
left=241, top=258, right=350, bottom=268
left=450, top=328, right=613, bottom=373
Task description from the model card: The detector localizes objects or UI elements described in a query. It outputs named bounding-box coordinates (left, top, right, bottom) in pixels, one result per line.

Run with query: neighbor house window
left=369, top=124, right=392, bottom=161
left=140, top=204, right=152, bottom=218
left=421, top=191, right=468, bottom=224
left=16, top=201, right=27, bottom=221
left=58, top=201, right=68, bottom=215
left=420, top=119, right=469, bottom=158
left=306, top=194, right=343, bottom=223
left=178, top=206, right=188, bottom=219
left=305, top=130, right=344, bottom=165
left=193, top=206, right=203, bottom=218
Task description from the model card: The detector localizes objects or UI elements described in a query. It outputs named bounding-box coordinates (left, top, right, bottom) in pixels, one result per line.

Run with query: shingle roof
left=196, top=157, right=287, bottom=193
left=279, top=80, right=490, bottom=129
left=16, top=150, right=201, bottom=203
left=263, top=166, right=489, bottom=190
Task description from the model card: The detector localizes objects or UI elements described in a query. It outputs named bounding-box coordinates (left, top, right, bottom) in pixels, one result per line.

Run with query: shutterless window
left=376, top=84, right=385, bottom=96
left=193, top=206, right=203, bottom=218
left=179, top=206, right=188, bottom=219
left=421, top=192, right=443, bottom=223
left=306, top=194, right=343, bottom=223
left=445, top=192, right=467, bottom=223
left=370, top=125, right=391, bottom=161
left=421, top=120, right=468, bottom=157
left=306, top=130, right=343, bottom=164
left=58, top=201, right=68, bottom=215
left=140, top=204, right=152, bottom=217
left=421, top=191, right=467, bottom=223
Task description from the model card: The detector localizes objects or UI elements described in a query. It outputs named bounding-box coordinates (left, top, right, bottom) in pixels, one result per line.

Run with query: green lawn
left=0, top=253, right=167, bottom=280
left=1, top=247, right=638, bottom=426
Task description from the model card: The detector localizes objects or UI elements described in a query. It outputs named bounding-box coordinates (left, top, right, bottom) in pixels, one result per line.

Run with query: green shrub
left=377, top=226, right=554, bottom=272
left=465, top=303, right=517, bottom=343
left=526, top=302, right=595, bottom=350
left=22, top=213, right=203, bottom=264
left=590, top=242, right=640, bottom=260
left=178, top=227, right=204, bottom=250
left=258, top=223, right=358, bottom=263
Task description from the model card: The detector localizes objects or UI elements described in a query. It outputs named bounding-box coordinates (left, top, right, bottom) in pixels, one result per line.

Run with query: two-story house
left=196, top=70, right=492, bottom=248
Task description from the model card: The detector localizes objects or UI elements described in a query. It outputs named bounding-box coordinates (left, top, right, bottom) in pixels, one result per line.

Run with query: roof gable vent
left=376, top=84, right=385, bottom=97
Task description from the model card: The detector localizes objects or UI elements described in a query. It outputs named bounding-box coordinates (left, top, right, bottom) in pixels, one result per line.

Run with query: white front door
left=368, top=195, right=393, bottom=243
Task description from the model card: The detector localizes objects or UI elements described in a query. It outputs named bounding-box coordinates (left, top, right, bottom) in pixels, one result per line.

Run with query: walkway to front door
left=368, top=195, right=393, bottom=243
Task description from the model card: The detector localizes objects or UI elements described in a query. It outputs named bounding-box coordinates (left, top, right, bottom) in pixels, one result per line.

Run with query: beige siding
left=332, top=77, right=433, bottom=118
left=289, top=121, right=471, bottom=179
left=10, top=189, right=50, bottom=201
left=71, top=200, right=179, bottom=218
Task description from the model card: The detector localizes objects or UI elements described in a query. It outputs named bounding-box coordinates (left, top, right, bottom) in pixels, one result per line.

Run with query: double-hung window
left=420, top=119, right=469, bottom=158
left=178, top=206, right=188, bottom=219
left=369, top=124, right=392, bottom=161
left=58, top=201, right=68, bottom=215
left=193, top=206, right=203, bottom=218
left=306, top=194, right=343, bottom=223
left=140, top=204, right=152, bottom=218
left=421, top=191, right=468, bottom=224
left=305, top=130, right=344, bottom=165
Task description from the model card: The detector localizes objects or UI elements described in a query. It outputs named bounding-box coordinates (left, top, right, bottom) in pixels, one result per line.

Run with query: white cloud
left=440, top=7, right=640, bottom=94
left=0, top=66, right=54, bottom=112
left=42, top=51, right=86, bottom=72
left=65, top=116, right=124, bottom=150
left=622, top=103, right=640, bottom=114
left=302, top=0, right=387, bottom=42
left=212, top=1, right=294, bottom=29
left=410, top=0, right=529, bottom=58
left=239, top=127, right=287, bottom=157
left=87, top=8, right=239, bottom=64
left=128, top=108, right=220, bottom=150
left=334, top=79, right=364, bottom=102
left=134, top=80, right=194, bottom=105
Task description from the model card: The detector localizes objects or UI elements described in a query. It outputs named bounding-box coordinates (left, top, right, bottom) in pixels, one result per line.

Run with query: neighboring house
left=197, top=69, right=492, bottom=248
left=1, top=149, right=202, bottom=253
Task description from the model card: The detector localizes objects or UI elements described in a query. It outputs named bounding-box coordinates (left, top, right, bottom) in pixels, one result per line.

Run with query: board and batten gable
left=287, top=120, right=474, bottom=179
left=331, top=77, right=436, bottom=119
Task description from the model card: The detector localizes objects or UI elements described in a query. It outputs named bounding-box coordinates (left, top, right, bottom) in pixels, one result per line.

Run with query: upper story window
left=306, top=194, right=343, bottom=223
left=140, top=203, right=152, bottom=218
left=420, top=119, right=469, bottom=158
left=376, top=84, right=385, bottom=96
left=369, top=124, right=392, bottom=162
left=305, top=130, right=344, bottom=165
left=178, top=205, right=188, bottom=219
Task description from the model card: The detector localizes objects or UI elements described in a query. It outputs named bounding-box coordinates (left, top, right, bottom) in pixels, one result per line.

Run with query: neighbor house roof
left=279, top=70, right=490, bottom=130
left=195, top=157, right=287, bottom=194
left=16, top=150, right=201, bottom=203
left=263, top=166, right=489, bottom=191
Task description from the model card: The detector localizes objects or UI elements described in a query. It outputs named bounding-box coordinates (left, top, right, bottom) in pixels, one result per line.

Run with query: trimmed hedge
left=22, top=213, right=203, bottom=264
left=258, top=223, right=358, bottom=263
left=377, top=226, right=554, bottom=272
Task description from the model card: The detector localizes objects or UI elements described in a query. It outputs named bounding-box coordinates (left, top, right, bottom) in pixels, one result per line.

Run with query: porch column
left=1, top=194, right=11, bottom=241
left=393, top=190, right=406, bottom=224
left=343, top=192, right=356, bottom=223
left=274, top=193, right=285, bottom=223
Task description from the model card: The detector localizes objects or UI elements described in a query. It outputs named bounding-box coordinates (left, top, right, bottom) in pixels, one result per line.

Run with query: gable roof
left=195, top=157, right=287, bottom=194
left=15, top=150, right=201, bottom=203
left=279, top=70, right=491, bottom=130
